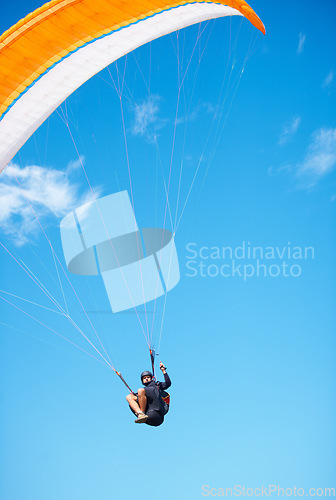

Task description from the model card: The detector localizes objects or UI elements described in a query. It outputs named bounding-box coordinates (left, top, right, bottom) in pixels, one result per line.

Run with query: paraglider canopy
left=0, top=0, right=266, bottom=394
left=0, top=0, right=265, bottom=172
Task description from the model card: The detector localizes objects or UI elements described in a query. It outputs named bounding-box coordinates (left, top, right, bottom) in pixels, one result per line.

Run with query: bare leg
left=126, top=393, right=142, bottom=415
left=137, top=388, right=147, bottom=413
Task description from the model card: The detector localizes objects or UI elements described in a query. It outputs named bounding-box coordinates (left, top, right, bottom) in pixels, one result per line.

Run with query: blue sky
left=0, top=1, right=335, bottom=499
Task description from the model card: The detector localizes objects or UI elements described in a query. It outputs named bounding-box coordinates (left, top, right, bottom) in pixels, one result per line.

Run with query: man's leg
left=126, top=393, right=141, bottom=414
left=126, top=390, right=148, bottom=423
left=137, top=388, right=147, bottom=413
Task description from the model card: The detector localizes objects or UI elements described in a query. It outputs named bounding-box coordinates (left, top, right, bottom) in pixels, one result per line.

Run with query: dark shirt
left=144, top=372, right=171, bottom=415
left=157, top=372, right=171, bottom=391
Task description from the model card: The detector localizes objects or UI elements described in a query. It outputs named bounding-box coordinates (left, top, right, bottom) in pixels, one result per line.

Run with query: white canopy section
left=0, top=3, right=241, bottom=172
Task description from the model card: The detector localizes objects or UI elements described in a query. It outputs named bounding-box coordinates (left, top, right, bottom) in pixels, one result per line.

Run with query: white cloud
left=295, top=127, right=336, bottom=188
left=297, top=33, right=306, bottom=54
left=176, top=101, right=215, bottom=125
left=322, top=70, right=334, bottom=88
left=0, top=160, right=102, bottom=246
left=131, top=95, right=166, bottom=142
left=66, top=155, right=85, bottom=174
left=279, top=117, right=301, bottom=144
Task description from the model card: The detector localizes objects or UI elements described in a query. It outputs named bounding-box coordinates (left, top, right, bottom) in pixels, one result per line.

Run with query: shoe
left=135, top=412, right=148, bottom=423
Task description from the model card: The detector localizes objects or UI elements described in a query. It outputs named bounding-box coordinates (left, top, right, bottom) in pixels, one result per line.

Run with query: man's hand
left=160, top=361, right=166, bottom=374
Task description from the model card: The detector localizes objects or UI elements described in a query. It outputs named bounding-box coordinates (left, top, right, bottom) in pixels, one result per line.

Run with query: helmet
left=141, top=371, right=153, bottom=383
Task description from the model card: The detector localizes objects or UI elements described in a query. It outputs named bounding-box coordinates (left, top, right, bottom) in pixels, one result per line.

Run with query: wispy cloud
left=131, top=95, right=166, bottom=142
left=322, top=70, right=334, bottom=88
left=274, top=127, right=336, bottom=190
left=279, top=117, right=301, bottom=145
left=0, top=159, right=102, bottom=246
left=297, top=33, right=306, bottom=54
left=66, top=155, right=85, bottom=174
left=296, top=128, right=336, bottom=187
left=176, top=101, right=215, bottom=125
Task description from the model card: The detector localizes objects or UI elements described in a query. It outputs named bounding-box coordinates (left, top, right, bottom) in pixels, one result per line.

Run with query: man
left=126, top=361, right=171, bottom=426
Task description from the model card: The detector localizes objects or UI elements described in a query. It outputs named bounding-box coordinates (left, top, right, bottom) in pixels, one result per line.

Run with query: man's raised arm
left=158, top=361, right=171, bottom=390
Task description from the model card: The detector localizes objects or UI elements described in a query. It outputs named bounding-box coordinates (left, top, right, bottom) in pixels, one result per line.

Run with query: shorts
left=145, top=410, right=164, bottom=427
left=129, top=396, right=164, bottom=427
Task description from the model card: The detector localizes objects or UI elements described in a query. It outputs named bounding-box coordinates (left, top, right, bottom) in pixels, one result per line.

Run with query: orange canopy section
left=0, top=0, right=265, bottom=118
